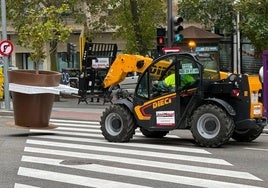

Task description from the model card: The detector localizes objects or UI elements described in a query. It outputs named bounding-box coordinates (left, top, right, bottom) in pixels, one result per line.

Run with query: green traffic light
left=175, top=34, right=183, bottom=42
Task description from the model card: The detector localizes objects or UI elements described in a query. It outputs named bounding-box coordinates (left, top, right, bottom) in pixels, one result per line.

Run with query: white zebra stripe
left=26, top=139, right=225, bottom=165
left=14, top=183, right=40, bottom=188
left=29, top=134, right=211, bottom=155
left=21, top=156, right=264, bottom=188
left=50, top=122, right=100, bottom=128
left=54, top=126, right=101, bottom=133
left=31, top=129, right=104, bottom=139
left=24, top=146, right=261, bottom=180
left=18, top=167, right=152, bottom=188
left=50, top=119, right=99, bottom=125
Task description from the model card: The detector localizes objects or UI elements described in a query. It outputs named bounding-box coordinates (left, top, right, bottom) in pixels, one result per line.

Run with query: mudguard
left=113, top=98, right=134, bottom=113
left=205, top=98, right=236, bottom=116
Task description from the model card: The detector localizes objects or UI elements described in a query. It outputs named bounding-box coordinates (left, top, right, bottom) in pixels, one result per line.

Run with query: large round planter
left=8, top=70, right=61, bottom=128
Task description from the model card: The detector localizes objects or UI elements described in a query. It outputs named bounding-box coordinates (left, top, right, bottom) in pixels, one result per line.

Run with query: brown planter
left=8, top=70, right=61, bottom=128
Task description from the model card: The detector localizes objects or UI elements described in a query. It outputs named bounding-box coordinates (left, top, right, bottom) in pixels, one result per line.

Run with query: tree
left=177, top=0, right=268, bottom=53
left=12, top=4, right=72, bottom=73
left=104, top=0, right=166, bottom=55
left=8, top=0, right=167, bottom=62
left=177, top=0, right=235, bottom=35
left=235, top=0, right=268, bottom=52
left=7, top=0, right=79, bottom=71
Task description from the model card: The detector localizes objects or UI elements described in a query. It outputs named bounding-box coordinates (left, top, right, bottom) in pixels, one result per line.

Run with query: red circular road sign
left=0, top=40, right=14, bottom=56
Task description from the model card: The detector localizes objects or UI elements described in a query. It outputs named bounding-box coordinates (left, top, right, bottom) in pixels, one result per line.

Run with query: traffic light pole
left=1, top=0, right=10, bottom=110
left=167, top=0, right=172, bottom=47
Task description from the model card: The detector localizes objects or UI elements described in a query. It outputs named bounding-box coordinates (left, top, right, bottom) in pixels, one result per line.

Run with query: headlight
left=259, top=66, right=263, bottom=83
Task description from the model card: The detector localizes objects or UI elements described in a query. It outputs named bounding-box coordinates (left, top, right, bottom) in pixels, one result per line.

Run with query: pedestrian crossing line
left=50, top=119, right=100, bottom=125
left=51, top=122, right=181, bottom=138
left=30, top=128, right=181, bottom=141
left=30, top=129, right=104, bottom=138
left=51, top=119, right=181, bottom=138
left=244, top=147, right=268, bottom=152
left=55, top=126, right=101, bottom=133
left=50, top=121, right=180, bottom=138
left=26, top=139, right=226, bottom=165
left=14, top=183, right=40, bottom=188
left=50, top=121, right=179, bottom=138
left=18, top=167, right=152, bottom=188
left=30, top=134, right=211, bottom=155
left=50, top=122, right=100, bottom=128
left=24, top=146, right=261, bottom=181
left=21, top=155, right=264, bottom=188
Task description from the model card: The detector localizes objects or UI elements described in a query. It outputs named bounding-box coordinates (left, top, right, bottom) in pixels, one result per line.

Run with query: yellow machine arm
left=103, top=54, right=153, bottom=88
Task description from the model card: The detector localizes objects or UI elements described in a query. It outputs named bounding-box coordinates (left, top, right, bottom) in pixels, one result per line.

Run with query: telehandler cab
left=100, top=53, right=266, bottom=147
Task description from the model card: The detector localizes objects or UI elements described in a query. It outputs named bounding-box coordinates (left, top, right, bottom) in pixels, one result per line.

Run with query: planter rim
left=8, top=69, right=62, bottom=87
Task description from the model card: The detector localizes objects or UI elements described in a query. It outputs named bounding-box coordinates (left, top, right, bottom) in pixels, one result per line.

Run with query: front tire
left=190, top=104, right=235, bottom=147
left=100, top=104, right=136, bottom=142
left=232, top=127, right=264, bottom=142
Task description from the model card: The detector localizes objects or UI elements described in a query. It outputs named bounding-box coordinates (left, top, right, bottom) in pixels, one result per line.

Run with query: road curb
left=0, top=110, right=13, bottom=116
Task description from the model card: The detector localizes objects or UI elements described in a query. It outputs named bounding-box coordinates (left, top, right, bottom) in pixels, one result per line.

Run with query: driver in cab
left=154, top=73, right=195, bottom=92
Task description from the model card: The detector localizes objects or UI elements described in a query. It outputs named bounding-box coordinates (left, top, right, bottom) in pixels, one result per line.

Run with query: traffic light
left=157, top=36, right=165, bottom=45
left=156, top=28, right=166, bottom=53
left=67, top=43, right=76, bottom=55
left=172, top=16, right=183, bottom=43
left=67, top=43, right=76, bottom=67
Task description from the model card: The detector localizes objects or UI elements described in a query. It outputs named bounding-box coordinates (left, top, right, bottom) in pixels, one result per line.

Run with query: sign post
left=0, top=40, right=14, bottom=56
left=1, top=0, right=11, bottom=110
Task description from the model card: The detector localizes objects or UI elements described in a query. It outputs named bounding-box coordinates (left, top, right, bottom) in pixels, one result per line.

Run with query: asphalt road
left=0, top=115, right=268, bottom=188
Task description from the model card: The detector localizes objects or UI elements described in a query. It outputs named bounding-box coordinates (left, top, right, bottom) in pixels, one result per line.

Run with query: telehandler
left=100, top=52, right=266, bottom=147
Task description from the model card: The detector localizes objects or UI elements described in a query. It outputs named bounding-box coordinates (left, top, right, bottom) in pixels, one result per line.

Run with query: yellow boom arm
left=103, top=54, right=153, bottom=88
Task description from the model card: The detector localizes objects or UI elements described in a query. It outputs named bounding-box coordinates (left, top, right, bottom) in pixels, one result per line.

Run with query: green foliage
left=7, top=1, right=76, bottom=71
left=178, top=0, right=235, bottom=35
left=8, top=0, right=167, bottom=59
left=16, top=4, right=72, bottom=71
left=105, top=0, right=166, bottom=55
left=178, top=0, right=268, bottom=52
left=235, top=0, right=268, bottom=52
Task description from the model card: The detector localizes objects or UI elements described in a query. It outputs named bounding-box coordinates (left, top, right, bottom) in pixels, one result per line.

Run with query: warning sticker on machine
left=253, top=105, right=261, bottom=115
left=156, top=111, right=175, bottom=126
left=92, top=58, right=109, bottom=68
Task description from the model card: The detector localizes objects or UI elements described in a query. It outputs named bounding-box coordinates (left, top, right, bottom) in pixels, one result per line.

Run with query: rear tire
left=232, top=127, right=264, bottom=142
left=190, top=104, right=235, bottom=147
left=100, top=104, right=136, bottom=142
left=140, top=128, right=169, bottom=138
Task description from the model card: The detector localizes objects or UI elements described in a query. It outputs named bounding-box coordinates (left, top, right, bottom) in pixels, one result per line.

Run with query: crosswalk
left=15, top=119, right=264, bottom=188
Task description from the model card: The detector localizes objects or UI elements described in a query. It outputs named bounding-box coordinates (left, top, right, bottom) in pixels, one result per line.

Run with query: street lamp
left=188, top=40, right=196, bottom=52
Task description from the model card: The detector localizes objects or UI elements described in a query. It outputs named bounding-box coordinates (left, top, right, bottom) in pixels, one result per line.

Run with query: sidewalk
left=0, top=96, right=109, bottom=122
left=51, top=96, right=108, bottom=121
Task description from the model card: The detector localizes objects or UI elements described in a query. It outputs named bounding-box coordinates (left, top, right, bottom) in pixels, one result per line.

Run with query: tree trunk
left=129, top=0, right=148, bottom=55
left=50, top=40, right=58, bottom=71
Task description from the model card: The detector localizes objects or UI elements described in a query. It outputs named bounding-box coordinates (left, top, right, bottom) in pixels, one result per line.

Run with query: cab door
left=133, top=53, right=201, bottom=131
